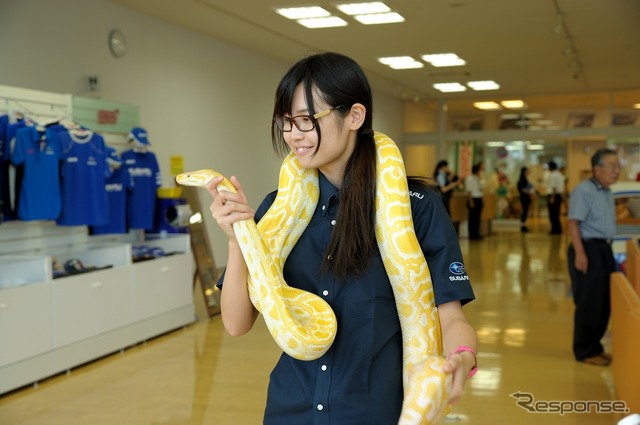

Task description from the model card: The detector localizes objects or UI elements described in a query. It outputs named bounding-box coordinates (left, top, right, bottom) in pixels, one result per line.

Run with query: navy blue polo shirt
left=219, top=172, right=474, bottom=425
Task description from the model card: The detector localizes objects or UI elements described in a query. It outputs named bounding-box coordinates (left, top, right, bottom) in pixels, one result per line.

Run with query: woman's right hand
left=206, top=175, right=255, bottom=241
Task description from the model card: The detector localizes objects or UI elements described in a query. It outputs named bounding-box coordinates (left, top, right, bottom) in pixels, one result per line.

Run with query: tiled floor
left=0, top=223, right=627, bottom=424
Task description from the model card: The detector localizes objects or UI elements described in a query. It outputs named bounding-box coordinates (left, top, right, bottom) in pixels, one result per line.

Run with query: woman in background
left=517, top=166, right=535, bottom=233
left=465, top=162, right=484, bottom=240
left=434, top=159, right=461, bottom=216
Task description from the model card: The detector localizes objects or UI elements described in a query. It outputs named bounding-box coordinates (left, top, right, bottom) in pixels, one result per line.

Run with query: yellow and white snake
left=177, top=132, right=452, bottom=424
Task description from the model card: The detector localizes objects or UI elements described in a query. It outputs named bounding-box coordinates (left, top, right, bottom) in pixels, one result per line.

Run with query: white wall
left=0, top=0, right=403, bottom=267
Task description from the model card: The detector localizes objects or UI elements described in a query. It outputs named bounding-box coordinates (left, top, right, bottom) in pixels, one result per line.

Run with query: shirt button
left=321, top=364, right=328, bottom=371
left=331, top=219, right=336, bottom=225
left=322, top=205, right=326, bottom=211
left=327, top=255, right=332, bottom=260
left=317, top=404, right=324, bottom=411
left=322, top=290, right=329, bottom=296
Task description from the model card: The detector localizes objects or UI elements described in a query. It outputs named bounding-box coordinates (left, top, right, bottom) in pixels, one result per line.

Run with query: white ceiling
left=109, top=0, right=640, bottom=108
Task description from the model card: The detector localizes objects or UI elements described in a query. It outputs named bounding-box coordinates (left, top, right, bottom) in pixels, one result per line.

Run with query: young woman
left=517, top=166, right=535, bottom=232
left=433, top=159, right=461, bottom=215
left=465, top=163, right=485, bottom=240
left=206, top=52, right=477, bottom=425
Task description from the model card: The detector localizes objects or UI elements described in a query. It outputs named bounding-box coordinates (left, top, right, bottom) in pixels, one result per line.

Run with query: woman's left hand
left=442, top=351, right=473, bottom=404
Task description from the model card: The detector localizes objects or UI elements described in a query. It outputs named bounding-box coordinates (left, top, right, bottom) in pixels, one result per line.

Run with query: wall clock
left=108, top=29, right=126, bottom=58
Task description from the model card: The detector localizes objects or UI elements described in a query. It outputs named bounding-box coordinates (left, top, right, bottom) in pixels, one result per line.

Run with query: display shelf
left=49, top=242, right=131, bottom=278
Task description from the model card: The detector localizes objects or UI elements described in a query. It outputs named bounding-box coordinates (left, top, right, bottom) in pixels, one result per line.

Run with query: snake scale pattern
left=176, top=132, right=452, bottom=424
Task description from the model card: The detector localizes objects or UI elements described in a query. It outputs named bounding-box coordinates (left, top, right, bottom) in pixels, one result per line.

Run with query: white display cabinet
left=0, top=281, right=52, bottom=367
left=131, top=234, right=194, bottom=339
left=53, top=266, right=135, bottom=347
left=0, top=225, right=195, bottom=395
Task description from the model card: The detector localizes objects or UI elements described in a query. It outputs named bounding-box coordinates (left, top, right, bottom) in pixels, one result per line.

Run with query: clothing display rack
left=0, top=84, right=195, bottom=395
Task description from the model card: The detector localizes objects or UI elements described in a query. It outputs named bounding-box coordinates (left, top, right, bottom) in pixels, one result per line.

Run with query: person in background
left=567, top=148, right=620, bottom=366
left=465, top=162, right=484, bottom=240
left=546, top=161, right=565, bottom=234
left=206, top=52, right=477, bottom=424
left=517, top=166, right=535, bottom=233
left=433, top=159, right=461, bottom=216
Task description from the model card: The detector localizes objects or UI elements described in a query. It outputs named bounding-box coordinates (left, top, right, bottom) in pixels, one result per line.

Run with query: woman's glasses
left=275, top=105, right=344, bottom=132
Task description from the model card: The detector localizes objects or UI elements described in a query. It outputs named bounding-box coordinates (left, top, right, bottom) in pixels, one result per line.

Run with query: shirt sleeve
left=410, top=184, right=476, bottom=306
left=568, top=183, right=588, bottom=221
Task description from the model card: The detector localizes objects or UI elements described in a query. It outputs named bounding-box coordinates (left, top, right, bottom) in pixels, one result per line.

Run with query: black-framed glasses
left=275, top=105, right=345, bottom=132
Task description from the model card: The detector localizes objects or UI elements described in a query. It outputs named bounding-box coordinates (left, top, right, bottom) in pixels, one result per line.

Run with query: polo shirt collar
left=319, top=172, right=339, bottom=215
left=589, top=176, right=609, bottom=191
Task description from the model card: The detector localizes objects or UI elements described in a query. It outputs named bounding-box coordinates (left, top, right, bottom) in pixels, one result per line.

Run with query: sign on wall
left=72, top=96, right=139, bottom=135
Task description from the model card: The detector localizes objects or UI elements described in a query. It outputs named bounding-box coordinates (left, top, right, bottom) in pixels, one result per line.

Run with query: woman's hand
left=206, top=175, right=254, bottom=241
left=442, top=350, right=474, bottom=404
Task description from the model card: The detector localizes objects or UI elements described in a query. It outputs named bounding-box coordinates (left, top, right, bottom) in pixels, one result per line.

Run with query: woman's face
left=283, top=84, right=356, bottom=185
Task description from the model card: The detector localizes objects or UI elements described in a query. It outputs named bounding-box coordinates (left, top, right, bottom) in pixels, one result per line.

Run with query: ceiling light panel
left=433, top=83, right=466, bottom=93
left=378, top=56, right=423, bottom=69
left=353, top=12, right=404, bottom=24
left=468, top=80, right=500, bottom=90
left=298, top=16, right=348, bottom=28
left=634, top=103, right=640, bottom=109
left=422, top=53, right=466, bottom=67
left=275, top=6, right=330, bottom=19
left=473, top=101, right=501, bottom=110
left=336, top=2, right=390, bottom=15
left=501, top=100, right=525, bottom=109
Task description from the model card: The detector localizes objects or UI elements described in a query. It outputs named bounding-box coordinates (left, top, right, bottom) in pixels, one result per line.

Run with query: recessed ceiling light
left=433, top=83, right=466, bottom=93
left=468, top=80, right=500, bottom=91
left=527, top=144, right=545, bottom=150
left=422, top=53, right=466, bottom=67
left=378, top=56, right=423, bottom=69
left=487, top=141, right=506, bottom=147
left=275, top=6, right=330, bottom=20
left=353, top=12, right=404, bottom=24
left=298, top=16, right=348, bottom=28
left=501, top=100, right=525, bottom=109
left=634, top=103, right=640, bottom=109
left=336, top=2, right=390, bottom=15
left=473, top=101, right=501, bottom=110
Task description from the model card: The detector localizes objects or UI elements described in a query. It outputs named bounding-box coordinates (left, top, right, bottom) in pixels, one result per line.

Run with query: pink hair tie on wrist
left=452, top=345, right=478, bottom=378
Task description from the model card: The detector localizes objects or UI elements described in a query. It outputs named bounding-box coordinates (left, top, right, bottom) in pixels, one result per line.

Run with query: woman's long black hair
left=271, top=52, right=376, bottom=279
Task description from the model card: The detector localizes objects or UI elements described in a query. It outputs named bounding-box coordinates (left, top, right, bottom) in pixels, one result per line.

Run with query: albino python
left=176, top=132, right=452, bottom=425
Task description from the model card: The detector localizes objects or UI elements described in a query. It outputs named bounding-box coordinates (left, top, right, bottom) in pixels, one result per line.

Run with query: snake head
left=176, top=169, right=219, bottom=187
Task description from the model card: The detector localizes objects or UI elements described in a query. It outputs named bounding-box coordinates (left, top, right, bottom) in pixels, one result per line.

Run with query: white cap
left=618, top=414, right=640, bottom=425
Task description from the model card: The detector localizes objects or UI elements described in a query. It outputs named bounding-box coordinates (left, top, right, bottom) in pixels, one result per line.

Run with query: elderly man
left=567, top=148, right=620, bottom=366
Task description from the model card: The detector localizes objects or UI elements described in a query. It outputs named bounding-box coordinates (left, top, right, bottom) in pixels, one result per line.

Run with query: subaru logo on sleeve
left=449, top=262, right=466, bottom=275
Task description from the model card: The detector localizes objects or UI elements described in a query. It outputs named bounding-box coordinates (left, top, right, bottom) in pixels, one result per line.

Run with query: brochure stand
left=182, top=186, right=221, bottom=317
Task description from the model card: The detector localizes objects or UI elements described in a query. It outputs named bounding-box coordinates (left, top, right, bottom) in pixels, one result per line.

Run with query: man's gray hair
left=591, top=148, right=617, bottom=168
